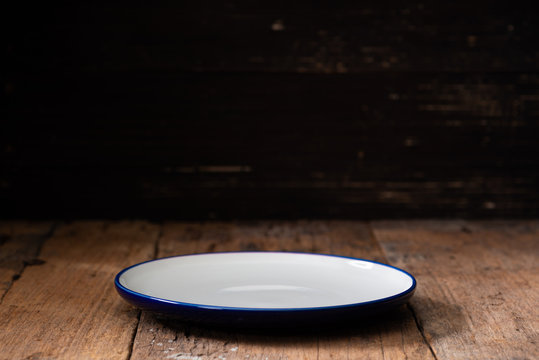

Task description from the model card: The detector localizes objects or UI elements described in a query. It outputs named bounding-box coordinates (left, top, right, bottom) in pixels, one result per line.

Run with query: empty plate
left=115, top=252, right=416, bottom=327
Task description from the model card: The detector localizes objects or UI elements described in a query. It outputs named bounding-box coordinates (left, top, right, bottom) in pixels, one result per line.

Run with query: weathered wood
left=4, top=71, right=539, bottom=219
left=0, top=220, right=536, bottom=359
left=0, top=221, right=54, bottom=301
left=0, top=221, right=159, bottom=360
left=372, top=220, right=539, bottom=360
left=8, top=2, right=538, bottom=73
left=4, top=2, right=539, bottom=220
left=130, top=221, right=433, bottom=360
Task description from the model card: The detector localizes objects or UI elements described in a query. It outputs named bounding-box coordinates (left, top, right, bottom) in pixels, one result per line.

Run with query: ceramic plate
left=115, top=252, right=416, bottom=327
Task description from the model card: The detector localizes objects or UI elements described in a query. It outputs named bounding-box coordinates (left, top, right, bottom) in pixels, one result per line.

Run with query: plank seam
left=366, top=222, right=392, bottom=263
left=407, top=303, right=438, bottom=360
left=0, top=222, right=58, bottom=304
left=127, top=222, right=163, bottom=360
left=368, top=222, right=438, bottom=360
left=126, top=310, right=142, bottom=360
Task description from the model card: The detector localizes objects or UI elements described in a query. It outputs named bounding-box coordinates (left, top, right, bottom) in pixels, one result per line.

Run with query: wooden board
left=372, top=220, right=539, bottom=360
left=7, top=2, right=538, bottom=73
left=0, top=220, right=536, bottom=359
left=4, top=2, right=539, bottom=220
left=0, top=221, right=54, bottom=301
left=0, top=221, right=159, bottom=360
left=130, top=221, right=433, bottom=360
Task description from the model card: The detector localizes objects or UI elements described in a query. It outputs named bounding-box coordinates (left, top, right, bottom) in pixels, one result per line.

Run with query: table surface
left=0, top=220, right=537, bottom=359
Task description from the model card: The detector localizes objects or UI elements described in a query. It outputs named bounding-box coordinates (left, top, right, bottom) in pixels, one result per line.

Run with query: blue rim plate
left=115, top=252, right=416, bottom=327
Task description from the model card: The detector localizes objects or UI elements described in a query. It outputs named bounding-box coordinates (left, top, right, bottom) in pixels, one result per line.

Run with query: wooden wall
left=3, top=1, right=539, bottom=219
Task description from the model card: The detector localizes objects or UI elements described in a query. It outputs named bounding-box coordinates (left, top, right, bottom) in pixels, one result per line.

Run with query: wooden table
left=0, top=220, right=537, bottom=359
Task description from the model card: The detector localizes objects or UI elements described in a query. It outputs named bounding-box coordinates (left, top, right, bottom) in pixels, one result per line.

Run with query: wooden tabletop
left=0, top=220, right=537, bottom=359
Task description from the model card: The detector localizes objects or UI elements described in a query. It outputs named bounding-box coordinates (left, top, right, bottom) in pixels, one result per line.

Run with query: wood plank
left=11, top=2, right=537, bottom=73
left=5, top=72, right=539, bottom=220
left=372, top=220, right=539, bottom=360
left=130, top=221, right=433, bottom=360
left=6, top=3, right=539, bottom=221
left=0, top=221, right=159, bottom=360
left=0, top=221, right=54, bottom=301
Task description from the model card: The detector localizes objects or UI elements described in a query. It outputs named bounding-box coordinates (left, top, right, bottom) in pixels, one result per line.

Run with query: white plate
left=115, top=252, right=416, bottom=327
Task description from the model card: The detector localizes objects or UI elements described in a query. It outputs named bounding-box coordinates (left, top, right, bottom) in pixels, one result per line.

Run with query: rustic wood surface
left=130, top=222, right=432, bottom=360
left=372, top=220, right=539, bottom=360
left=0, top=221, right=159, bottom=360
left=0, top=222, right=54, bottom=301
left=0, top=220, right=537, bottom=359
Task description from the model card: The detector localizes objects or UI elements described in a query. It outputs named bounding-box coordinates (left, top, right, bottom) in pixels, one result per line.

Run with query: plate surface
left=115, top=252, right=416, bottom=327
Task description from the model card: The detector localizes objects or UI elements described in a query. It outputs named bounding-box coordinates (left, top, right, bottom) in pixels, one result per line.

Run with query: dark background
left=3, top=1, right=539, bottom=220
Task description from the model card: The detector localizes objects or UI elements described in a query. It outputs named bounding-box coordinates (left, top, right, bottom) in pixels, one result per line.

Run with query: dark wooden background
left=3, top=1, right=539, bottom=219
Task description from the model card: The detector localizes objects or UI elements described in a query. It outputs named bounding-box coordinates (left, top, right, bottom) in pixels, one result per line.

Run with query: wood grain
left=0, top=221, right=54, bottom=301
left=372, top=220, right=539, bottom=360
left=130, top=221, right=433, bottom=360
left=0, top=221, right=159, bottom=360
left=0, top=220, right=536, bottom=359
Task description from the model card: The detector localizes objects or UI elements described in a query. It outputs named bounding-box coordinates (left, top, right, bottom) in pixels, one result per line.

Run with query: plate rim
left=114, top=251, right=417, bottom=313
